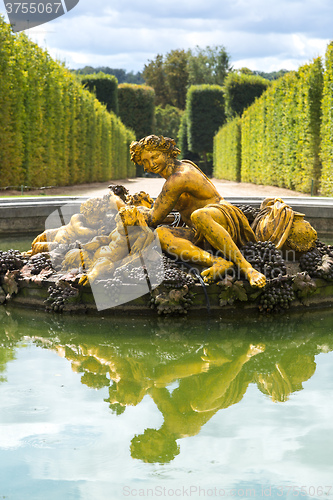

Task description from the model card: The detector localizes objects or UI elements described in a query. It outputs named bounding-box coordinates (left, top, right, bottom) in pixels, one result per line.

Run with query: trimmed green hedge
left=241, top=59, right=323, bottom=192
left=213, top=117, right=241, bottom=181
left=118, top=84, right=155, bottom=140
left=186, top=85, right=226, bottom=155
left=0, top=17, right=134, bottom=188
left=81, top=72, right=118, bottom=114
left=320, top=42, right=333, bottom=197
left=223, top=72, right=270, bottom=119
left=214, top=58, right=323, bottom=194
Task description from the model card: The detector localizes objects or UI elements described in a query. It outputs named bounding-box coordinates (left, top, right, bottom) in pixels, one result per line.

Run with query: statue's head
left=80, top=195, right=113, bottom=226
left=130, top=427, right=180, bottom=463
left=130, top=135, right=180, bottom=169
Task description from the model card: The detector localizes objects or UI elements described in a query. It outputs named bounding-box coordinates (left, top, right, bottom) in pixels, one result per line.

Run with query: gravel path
left=1, top=177, right=310, bottom=199
left=64, top=177, right=310, bottom=199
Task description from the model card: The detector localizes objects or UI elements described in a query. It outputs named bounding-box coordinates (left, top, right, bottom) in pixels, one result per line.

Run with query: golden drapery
left=195, top=200, right=258, bottom=247
left=252, top=198, right=295, bottom=250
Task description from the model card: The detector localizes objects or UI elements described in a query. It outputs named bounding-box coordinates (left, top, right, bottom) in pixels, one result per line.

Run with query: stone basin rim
left=1, top=195, right=333, bottom=236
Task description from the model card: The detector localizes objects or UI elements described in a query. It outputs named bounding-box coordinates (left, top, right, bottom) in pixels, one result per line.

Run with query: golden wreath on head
left=130, top=135, right=181, bottom=164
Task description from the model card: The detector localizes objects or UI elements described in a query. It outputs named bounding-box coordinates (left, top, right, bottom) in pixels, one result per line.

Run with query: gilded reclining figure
left=129, top=135, right=317, bottom=287
left=28, top=135, right=317, bottom=288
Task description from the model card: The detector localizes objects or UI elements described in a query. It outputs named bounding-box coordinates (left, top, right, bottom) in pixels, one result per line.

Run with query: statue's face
left=140, top=150, right=166, bottom=174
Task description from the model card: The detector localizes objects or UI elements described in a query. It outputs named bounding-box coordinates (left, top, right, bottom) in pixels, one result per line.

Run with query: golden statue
left=29, top=193, right=126, bottom=256
left=130, top=135, right=266, bottom=287
left=27, top=135, right=318, bottom=290
left=27, top=190, right=156, bottom=284
left=129, top=136, right=318, bottom=285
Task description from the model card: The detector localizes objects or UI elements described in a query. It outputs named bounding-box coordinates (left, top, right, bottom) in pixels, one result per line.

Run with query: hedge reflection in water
left=0, top=307, right=331, bottom=465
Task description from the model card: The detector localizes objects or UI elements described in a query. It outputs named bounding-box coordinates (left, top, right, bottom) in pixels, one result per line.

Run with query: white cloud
left=1, top=0, right=333, bottom=72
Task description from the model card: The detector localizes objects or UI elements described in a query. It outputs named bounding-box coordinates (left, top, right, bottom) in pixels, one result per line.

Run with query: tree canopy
left=142, top=45, right=231, bottom=109
left=72, top=66, right=144, bottom=84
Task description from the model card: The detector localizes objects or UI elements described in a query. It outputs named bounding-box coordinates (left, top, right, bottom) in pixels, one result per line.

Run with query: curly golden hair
left=80, top=195, right=111, bottom=219
left=130, top=135, right=181, bottom=164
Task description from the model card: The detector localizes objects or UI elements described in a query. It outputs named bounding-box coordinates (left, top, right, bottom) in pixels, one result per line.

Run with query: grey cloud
left=2, top=0, right=331, bottom=72
left=68, top=0, right=333, bottom=36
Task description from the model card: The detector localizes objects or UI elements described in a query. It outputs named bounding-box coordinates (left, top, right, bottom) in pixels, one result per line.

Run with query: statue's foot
left=246, top=343, right=265, bottom=358
left=201, top=347, right=231, bottom=366
left=244, top=266, right=266, bottom=288
left=201, top=260, right=234, bottom=283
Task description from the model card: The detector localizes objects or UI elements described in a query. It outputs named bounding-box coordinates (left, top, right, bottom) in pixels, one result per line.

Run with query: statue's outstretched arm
left=150, top=178, right=183, bottom=226
left=69, top=214, right=97, bottom=239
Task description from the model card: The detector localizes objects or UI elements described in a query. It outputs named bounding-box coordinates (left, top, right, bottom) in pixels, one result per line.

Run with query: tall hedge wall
left=118, top=84, right=155, bottom=140
left=213, top=117, right=241, bottom=182
left=0, top=17, right=134, bottom=188
left=223, top=73, right=270, bottom=119
left=320, top=42, right=333, bottom=197
left=186, top=85, right=226, bottom=155
left=241, top=59, right=323, bottom=193
left=81, top=72, right=118, bottom=115
left=214, top=58, right=323, bottom=193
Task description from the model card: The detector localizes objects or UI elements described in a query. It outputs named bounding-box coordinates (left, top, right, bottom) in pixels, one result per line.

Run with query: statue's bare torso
left=151, top=160, right=222, bottom=227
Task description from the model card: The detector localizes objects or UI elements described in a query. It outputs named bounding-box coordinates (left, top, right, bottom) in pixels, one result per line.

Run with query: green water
left=0, top=234, right=38, bottom=253
left=0, top=307, right=333, bottom=500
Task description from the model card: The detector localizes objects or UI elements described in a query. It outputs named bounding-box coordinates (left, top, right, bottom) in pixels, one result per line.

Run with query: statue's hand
left=97, top=226, right=107, bottom=235
left=83, top=236, right=109, bottom=252
left=135, top=206, right=153, bottom=226
left=247, top=344, right=265, bottom=357
left=130, top=230, right=155, bottom=254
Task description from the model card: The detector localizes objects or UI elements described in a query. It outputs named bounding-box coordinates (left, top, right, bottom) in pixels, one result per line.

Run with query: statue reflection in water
left=0, top=310, right=322, bottom=465
left=46, top=332, right=317, bottom=464
left=130, top=343, right=265, bottom=463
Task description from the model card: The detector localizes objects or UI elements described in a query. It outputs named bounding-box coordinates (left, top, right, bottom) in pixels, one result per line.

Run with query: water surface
left=0, top=307, right=332, bottom=499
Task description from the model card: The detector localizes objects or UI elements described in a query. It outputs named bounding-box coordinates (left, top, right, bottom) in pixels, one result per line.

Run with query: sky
left=0, top=0, right=333, bottom=73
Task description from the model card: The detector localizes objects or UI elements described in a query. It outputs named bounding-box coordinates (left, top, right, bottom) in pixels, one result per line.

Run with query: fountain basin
left=1, top=196, right=333, bottom=236
left=2, top=270, right=332, bottom=317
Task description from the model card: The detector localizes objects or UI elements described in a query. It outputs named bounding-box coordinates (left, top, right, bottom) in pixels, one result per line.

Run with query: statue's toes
left=201, top=268, right=214, bottom=283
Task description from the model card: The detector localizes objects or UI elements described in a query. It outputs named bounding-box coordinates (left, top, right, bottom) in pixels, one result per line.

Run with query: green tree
left=154, top=105, right=183, bottom=140
left=187, top=45, right=231, bottom=86
left=142, top=45, right=232, bottom=109
left=81, top=72, right=118, bottom=114
left=237, top=67, right=253, bottom=75
left=253, top=69, right=290, bottom=81
left=118, top=84, right=155, bottom=139
left=0, top=16, right=135, bottom=187
left=164, top=49, right=189, bottom=109
left=142, top=54, right=170, bottom=107
left=73, top=66, right=144, bottom=84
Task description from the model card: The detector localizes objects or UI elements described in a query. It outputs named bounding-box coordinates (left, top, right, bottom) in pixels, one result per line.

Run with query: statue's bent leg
left=190, top=208, right=266, bottom=287
left=155, top=226, right=233, bottom=275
